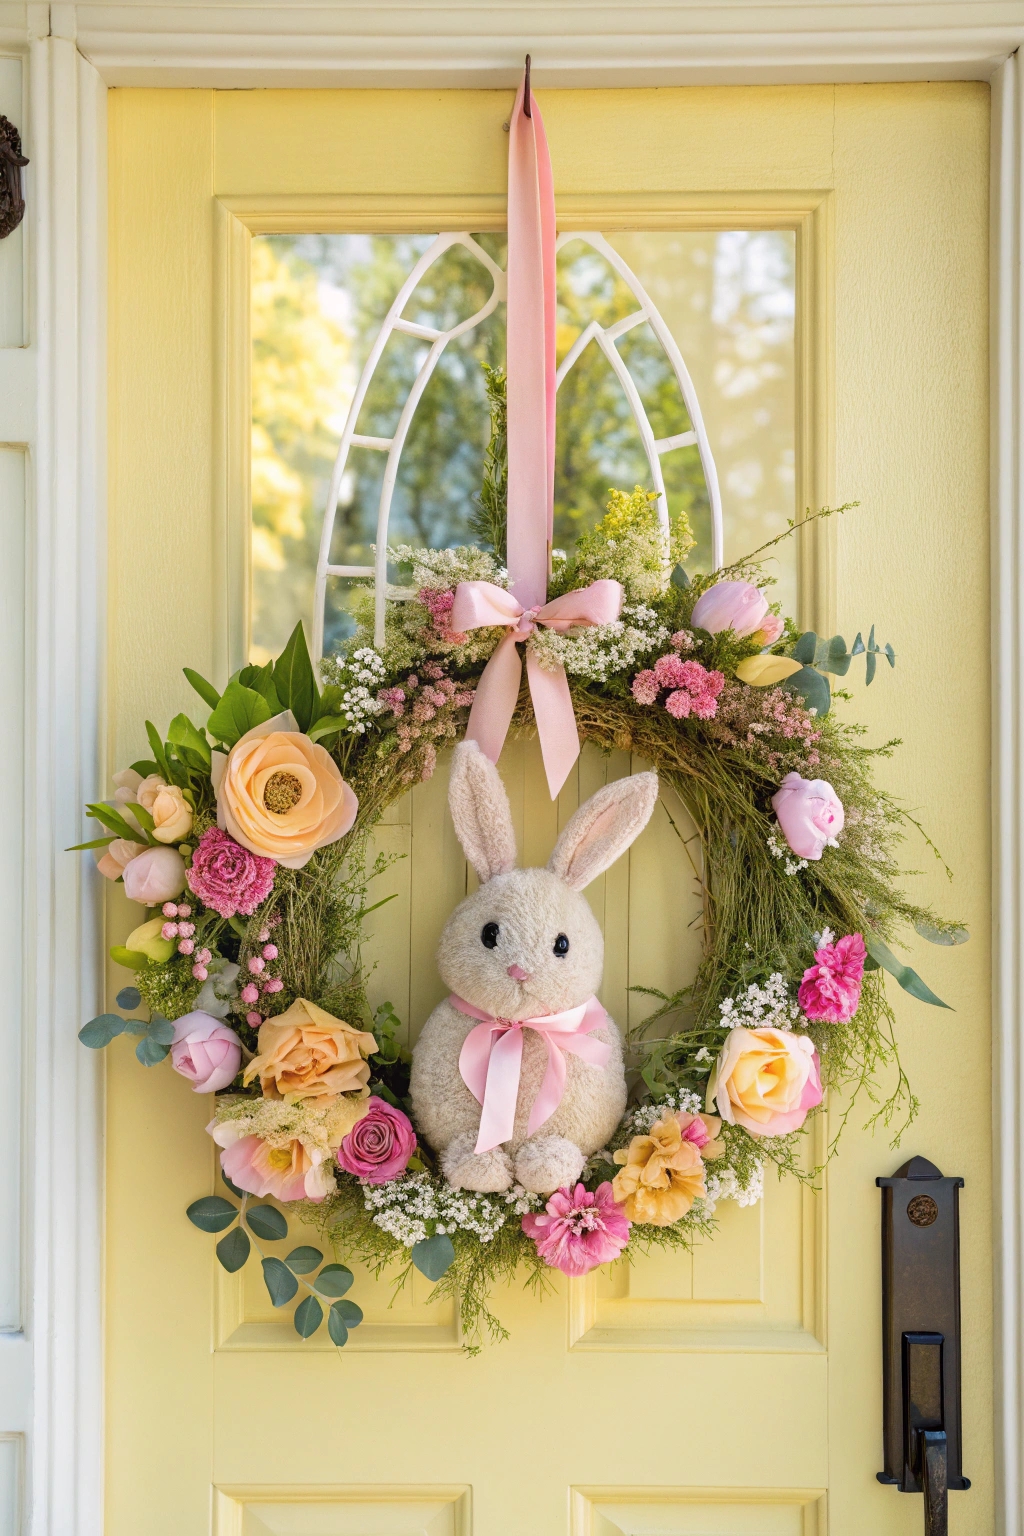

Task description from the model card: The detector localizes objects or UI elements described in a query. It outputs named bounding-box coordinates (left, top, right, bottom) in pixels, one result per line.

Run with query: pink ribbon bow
left=451, top=578, right=623, bottom=799
left=449, top=992, right=611, bottom=1154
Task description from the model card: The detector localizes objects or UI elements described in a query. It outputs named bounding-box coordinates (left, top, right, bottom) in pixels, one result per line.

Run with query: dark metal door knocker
left=0, top=116, right=28, bottom=239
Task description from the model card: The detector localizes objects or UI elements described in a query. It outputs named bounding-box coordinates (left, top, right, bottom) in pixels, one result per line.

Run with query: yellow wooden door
left=105, top=84, right=992, bottom=1534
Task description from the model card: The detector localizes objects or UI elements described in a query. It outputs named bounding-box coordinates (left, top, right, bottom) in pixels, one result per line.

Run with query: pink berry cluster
left=631, top=648, right=726, bottom=720
left=161, top=902, right=209, bottom=974
left=376, top=662, right=475, bottom=784
left=239, top=921, right=284, bottom=1028
left=418, top=587, right=467, bottom=644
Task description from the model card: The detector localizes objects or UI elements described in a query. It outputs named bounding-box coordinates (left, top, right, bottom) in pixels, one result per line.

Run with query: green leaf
left=670, top=563, right=690, bottom=589
left=294, top=1294, right=324, bottom=1338
left=66, top=836, right=116, bottom=852
left=851, top=632, right=865, bottom=655
left=815, top=634, right=852, bottom=677
left=314, top=1263, right=354, bottom=1298
left=885, top=642, right=896, bottom=668
left=135, top=1035, right=170, bottom=1066
left=120, top=1019, right=150, bottom=1036
left=331, top=1299, right=363, bottom=1328
left=129, top=759, right=159, bottom=777
left=780, top=665, right=831, bottom=718
left=284, top=1246, right=323, bottom=1274
left=129, top=801, right=156, bottom=834
left=145, top=721, right=173, bottom=783
left=216, top=1226, right=251, bottom=1272
left=791, top=630, right=817, bottom=665
left=238, top=662, right=283, bottom=715
left=272, top=621, right=320, bottom=733
left=411, top=1234, right=456, bottom=1281
left=85, top=802, right=146, bottom=843
left=914, top=918, right=969, bottom=947
left=206, top=681, right=272, bottom=748
left=109, top=945, right=148, bottom=972
left=865, top=649, right=877, bottom=686
left=307, top=716, right=344, bottom=744
left=116, top=986, right=142, bottom=1010
left=186, top=1196, right=238, bottom=1233
left=78, top=1013, right=126, bottom=1048
left=167, top=713, right=212, bottom=770
left=865, top=933, right=952, bottom=1010
left=183, top=667, right=222, bottom=711
left=261, top=1256, right=298, bottom=1307
left=246, top=1204, right=288, bottom=1241
left=868, top=623, right=877, bottom=652
left=327, top=1304, right=350, bottom=1347
left=147, top=1016, right=175, bottom=1046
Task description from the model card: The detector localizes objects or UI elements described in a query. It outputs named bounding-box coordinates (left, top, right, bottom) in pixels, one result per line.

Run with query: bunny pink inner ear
left=447, top=741, right=518, bottom=884
left=548, top=771, right=660, bottom=891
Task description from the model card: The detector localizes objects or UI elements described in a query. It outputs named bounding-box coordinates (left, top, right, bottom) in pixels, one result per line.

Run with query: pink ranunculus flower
left=209, top=1120, right=336, bottom=1203
left=336, top=1097, right=417, bottom=1184
left=186, top=826, right=276, bottom=919
left=691, top=580, right=771, bottom=638
left=771, top=772, right=844, bottom=861
left=121, top=844, right=188, bottom=905
left=799, top=932, right=867, bottom=1023
left=170, top=1010, right=243, bottom=1092
left=521, top=1182, right=631, bottom=1277
left=707, top=1026, right=823, bottom=1138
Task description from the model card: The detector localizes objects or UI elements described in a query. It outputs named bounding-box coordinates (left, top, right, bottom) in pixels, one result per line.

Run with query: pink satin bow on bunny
left=451, top=579, right=623, bottom=800
left=449, top=993, right=611, bottom=1154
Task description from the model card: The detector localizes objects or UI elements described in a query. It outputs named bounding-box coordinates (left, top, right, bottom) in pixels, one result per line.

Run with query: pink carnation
left=336, top=1097, right=417, bottom=1184
left=631, top=670, right=660, bottom=706
left=186, top=827, right=276, bottom=919
left=691, top=691, right=719, bottom=720
left=521, top=1182, right=631, bottom=1277
left=798, top=932, right=867, bottom=1023
left=653, top=653, right=689, bottom=689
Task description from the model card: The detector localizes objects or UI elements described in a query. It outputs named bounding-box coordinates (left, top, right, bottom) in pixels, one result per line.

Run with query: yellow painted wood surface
left=106, top=83, right=991, bottom=1534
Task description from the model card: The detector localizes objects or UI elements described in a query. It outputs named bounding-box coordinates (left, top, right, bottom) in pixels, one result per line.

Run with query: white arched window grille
left=312, top=231, right=725, bottom=660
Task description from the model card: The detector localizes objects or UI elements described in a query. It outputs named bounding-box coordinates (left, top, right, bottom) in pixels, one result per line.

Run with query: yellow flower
left=612, top=1113, right=708, bottom=1226
left=734, top=654, right=803, bottom=687
left=243, top=997, right=377, bottom=1102
left=212, top=712, right=358, bottom=870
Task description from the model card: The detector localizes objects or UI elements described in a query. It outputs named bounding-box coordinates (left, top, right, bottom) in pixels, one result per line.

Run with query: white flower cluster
left=529, top=604, right=668, bottom=683
left=703, top=1162, right=764, bottom=1213
left=625, top=1089, right=703, bottom=1134
left=331, top=646, right=387, bottom=734
left=389, top=544, right=506, bottom=593
left=767, top=827, right=808, bottom=876
left=719, top=971, right=800, bottom=1032
left=361, top=1172, right=540, bottom=1248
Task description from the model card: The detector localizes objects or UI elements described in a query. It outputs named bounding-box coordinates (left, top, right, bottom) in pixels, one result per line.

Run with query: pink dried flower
left=422, top=661, right=444, bottom=680
left=192, top=964, right=208, bottom=982
left=241, top=983, right=260, bottom=1005
left=178, top=939, right=195, bottom=956
left=262, top=944, right=278, bottom=960
left=248, top=956, right=265, bottom=974
left=522, top=1182, right=631, bottom=1277
left=798, top=932, right=867, bottom=1023
left=246, top=1011, right=262, bottom=1027
left=670, top=630, right=695, bottom=652
left=161, top=922, right=179, bottom=940
left=162, top=902, right=178, bottom=918
left=631, top=670, right=660, bottom=706
left=665, top=689, right=692, bottom=719
left=258, top=927, right=270, bottom=944
left=186, top=826, right=276, bottom=920
left=262, top=976, right=284, bottom=994
left=691, top=691, right=719, bottom=720
left=336, top=1097, right=417, bottom=1184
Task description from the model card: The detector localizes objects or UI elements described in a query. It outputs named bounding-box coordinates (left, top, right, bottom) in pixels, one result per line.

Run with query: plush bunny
left=410, top=740, right=659, bottom=1195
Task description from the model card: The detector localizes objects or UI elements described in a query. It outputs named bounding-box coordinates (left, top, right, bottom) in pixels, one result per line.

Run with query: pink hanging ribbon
left=454, top=71, right=613, bottom=800
left=450, top=992, right=611, bottom=1154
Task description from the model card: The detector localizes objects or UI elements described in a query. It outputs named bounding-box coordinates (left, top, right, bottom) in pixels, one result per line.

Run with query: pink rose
left=707, top=1026, right=823, bottom=1137
left=522, top=1182, right=631, bottom=1276
left=336, top=1097, right=417, bottom=1184
left=122, top=845, right=188, bottom=905
left=691, top=580, right=771, bottom=638
left=799, top=932, right=866, bottom=1023
left=170, top=1010, right=242, bottom=1092
left=186, top=826, right=276, bottom=918
left=771, top=772, right=844, bottom=860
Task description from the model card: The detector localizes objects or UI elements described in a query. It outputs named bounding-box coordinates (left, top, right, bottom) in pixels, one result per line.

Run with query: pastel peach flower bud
left=145, top=782, right=193, bottom=844
left=771, top=772, right=844, bottom=861
left=754, top=613, right=785, bottom=647
left=690, top=580, right=771, bottom=639
left=121, top=845, right=187, bottom=906
left=95, top=837, right=145, bottom=882
left=706, top=1026, right=823, bottom=1137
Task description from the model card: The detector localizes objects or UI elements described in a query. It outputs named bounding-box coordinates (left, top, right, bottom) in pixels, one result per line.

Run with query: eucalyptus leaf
left=284, top=1246, right=323, bottom=1274
left=314, top=1263, right=354, bottom=1298
left=331, top=1299, right=363, bottom=1328
left=294, top=1294, right=324, bottom=1338
left=206, top=682, right=272, bottom=749
left=327, top=1308, right=349, bottom=1347
left=791, top=631, right=818, bottom=665
left=135, top=1036, right=170, bottom=1066
left=865, top=650, right=877, bottom=686
left=78, top=1013, right=126, bottom=1048
left=120, top=1019, right=151, bottom=1036
left=216, top=1226, right=251, bottom=1273
left=222, top=1169, right=246, bottom=1198
left=272, top=621, right=320, bottom=733
left=245, top=1204, right=288, bottom=1241
left=116, top=986, right=142, bottom=1010
left=851, top=632, right=866, bottom=656
left=780, top=665, right=831, bottom=718
left=816, top=634, right=852, bottom=677
left=885, top=642, right=896, bottom=667
left=183, top=666, right=222, bottom=710
left=914, top=918, right=970, bottom=947
left=186, top=1196, right=238, bottom=1233
left=865, top=933, right=952, bottom=1009
left=670, top=564, right=690, bottom=589
left=411, top=1233, right=456, bottom=1281
left=147, top=1016, right=175, bottom=1046
left=261, top=1255, right=298, bottom=1307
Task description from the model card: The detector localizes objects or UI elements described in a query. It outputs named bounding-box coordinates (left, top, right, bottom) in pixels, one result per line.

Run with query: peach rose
left=135, top=776, right=193, bottom=843
left=95, top=837, right=145, bottom=881
left=612, top=1112, right=709, bottom=1226
left=243, top=996, right=377, bottom=1102
left=706, top=1026, right=823, bottom=1137
left=212, top=711, right=358, bottom=870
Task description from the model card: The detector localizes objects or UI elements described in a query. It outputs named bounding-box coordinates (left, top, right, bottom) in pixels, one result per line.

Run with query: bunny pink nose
left=507, top=964, right=531, bottom=982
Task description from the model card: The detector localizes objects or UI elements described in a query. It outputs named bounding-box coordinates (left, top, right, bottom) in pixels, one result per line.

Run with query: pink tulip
left=771, top=772, right=844, bottom=860
left=170, top=1011, right=242, bottom=1092
left=122, top=845, right=187, bottom=905
left=691, top=580, right=771, bottom=638
left=757, top=613, right=785, bottom=646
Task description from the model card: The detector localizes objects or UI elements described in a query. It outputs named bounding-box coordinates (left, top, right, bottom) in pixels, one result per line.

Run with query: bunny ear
left=548, top=772, right=659, bottom=891
left=448, top=741, right=518, bottom=884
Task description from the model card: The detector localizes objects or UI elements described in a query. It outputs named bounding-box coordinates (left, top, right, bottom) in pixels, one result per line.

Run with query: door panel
left=106, top=83, right=992, bottom=1534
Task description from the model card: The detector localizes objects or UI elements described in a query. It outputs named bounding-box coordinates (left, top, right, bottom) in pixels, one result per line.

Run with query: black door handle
left=921, top=1429, right=948, bottom=1536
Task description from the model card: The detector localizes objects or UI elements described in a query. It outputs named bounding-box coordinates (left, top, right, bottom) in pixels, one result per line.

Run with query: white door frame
left=11, top=6, right=1024, bottom=1532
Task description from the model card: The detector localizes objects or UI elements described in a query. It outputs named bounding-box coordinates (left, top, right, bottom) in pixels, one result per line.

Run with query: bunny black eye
left=553, top=933, right=570, bottom=957
left=481, top=922, right=500, bottom=949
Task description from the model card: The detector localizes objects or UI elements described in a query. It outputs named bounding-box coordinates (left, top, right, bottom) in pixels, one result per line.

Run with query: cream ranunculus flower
left=243, top=997, right=377, bottom=1102
left=212, top=711, right=358, bottom=869
left=611, top=1113, right=708, bottom=1226
left=706, top=1026, right=823, bottom=1137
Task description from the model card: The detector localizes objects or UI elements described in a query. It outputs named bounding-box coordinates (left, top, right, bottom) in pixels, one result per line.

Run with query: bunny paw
left=514, top=1135, right=586, bottom=1195
left=442, top=1132, right=514, bottom=1193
